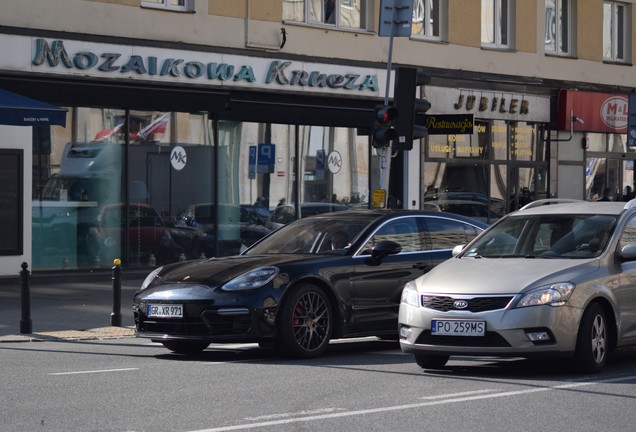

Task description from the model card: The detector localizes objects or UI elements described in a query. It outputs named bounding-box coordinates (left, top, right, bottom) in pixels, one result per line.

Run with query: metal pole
left=110, top=258, right=122, bottom=327
left=19, top=262, right=32, bottom=334
left=380, top=26, right=396, bottom=203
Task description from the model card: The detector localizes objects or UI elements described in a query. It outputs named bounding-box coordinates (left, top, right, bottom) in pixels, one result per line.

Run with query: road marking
left=418, top=389, right=498, bottom=399
left=188, top=373, right=636, bottom=432
left=49, top=368, right=139, bottom=376
left=244, top=408, right=346, bottom=421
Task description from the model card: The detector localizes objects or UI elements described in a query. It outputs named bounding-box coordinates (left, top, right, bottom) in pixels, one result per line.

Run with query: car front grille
left=201, top=311, right=252, bottom=335
left=421, top=295, right=514, bottom=312
left=415, top=330, right=511, bottom=347
left=136, top=317, right=209, bottom=335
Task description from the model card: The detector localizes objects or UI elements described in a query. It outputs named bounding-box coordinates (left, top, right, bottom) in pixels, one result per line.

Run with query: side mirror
left=366, top=240, right=402, bottom=266
left=618, top=244, right=636, bottom=262
left=452, top=244, right=465, bottom=257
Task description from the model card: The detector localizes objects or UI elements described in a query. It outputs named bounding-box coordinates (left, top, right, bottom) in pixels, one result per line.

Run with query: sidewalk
left=0, top=275, right=143, bottom=343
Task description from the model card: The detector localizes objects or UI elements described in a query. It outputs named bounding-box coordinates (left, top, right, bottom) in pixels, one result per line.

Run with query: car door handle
left=412, top=263, right=431, bottom=271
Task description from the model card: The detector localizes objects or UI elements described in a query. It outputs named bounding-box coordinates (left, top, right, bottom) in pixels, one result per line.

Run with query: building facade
left=0, top=0, right=634, bottom=275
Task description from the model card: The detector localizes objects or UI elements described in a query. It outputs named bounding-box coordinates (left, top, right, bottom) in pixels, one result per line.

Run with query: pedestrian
left=597, top=188, right=611, bottom=201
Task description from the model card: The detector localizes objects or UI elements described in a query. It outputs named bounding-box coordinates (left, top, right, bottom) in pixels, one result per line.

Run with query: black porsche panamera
left=133, top=209, right=487, bottom=358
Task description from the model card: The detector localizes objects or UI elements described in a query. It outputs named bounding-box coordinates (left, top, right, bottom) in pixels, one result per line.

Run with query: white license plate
left=431, top=320, right=485, bottom=336
left=147, top=304, right=183, bottom=318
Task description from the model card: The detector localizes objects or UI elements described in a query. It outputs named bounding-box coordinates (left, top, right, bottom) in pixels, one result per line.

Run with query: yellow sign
left=372, top=189, right=386, bottom=208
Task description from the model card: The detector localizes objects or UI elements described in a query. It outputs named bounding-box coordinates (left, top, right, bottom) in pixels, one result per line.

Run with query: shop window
left=412, top=0, right=446, bottom=41
left=481, top=0, right=514, bottom=49
left=283, top=0, right=370, bottom=31
left=545, top=0, right=573, bottom=56
left=33, top=107, right=125, bottom=270
left=32, top=104, right=372, bottom=269
left=141, top=0, right=193, bottom=12
left=603, top=1, right=630, bottom=62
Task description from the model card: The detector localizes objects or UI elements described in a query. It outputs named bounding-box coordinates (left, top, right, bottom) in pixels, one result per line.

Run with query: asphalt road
left=2, top=336, right=636, bottom=432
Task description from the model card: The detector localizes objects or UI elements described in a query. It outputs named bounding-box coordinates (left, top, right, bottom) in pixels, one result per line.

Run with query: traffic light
left=393, top=67, right=432, bottom=151
left=372, top=105, right=399, bottom=148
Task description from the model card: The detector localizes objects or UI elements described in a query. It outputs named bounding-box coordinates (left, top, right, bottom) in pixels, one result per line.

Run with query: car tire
left=573, top=302, right=608, bottom=373
left=413, top=353, right=449, bottom=369
left=161, top=340, right=209, bottom=355
left=275, top=284, right=333, bottom=359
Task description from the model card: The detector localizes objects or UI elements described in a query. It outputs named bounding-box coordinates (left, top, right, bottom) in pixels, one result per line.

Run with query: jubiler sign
left=425, top=86, right=551, bottom=123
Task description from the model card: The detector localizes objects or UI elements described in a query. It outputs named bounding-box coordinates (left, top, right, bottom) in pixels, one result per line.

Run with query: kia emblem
left=453, top=300, right=468, bottom=309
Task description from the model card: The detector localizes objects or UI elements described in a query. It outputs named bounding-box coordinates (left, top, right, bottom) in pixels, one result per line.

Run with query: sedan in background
left=399, top=199, right=636, bottom=373
left=87, top=203, right=180, bottom=267
left=168, top=203, right=271, bottom=258
left=133, top=209, right=487, bottom=358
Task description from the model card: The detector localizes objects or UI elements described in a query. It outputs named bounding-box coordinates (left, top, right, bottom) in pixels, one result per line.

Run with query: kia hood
left=412, top=257, right=601, bottom=295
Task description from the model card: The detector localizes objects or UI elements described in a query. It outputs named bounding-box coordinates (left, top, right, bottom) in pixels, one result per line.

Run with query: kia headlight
left=221, top=266, right=279, bottom=291
left=140, top=266, right=163, bottom=291
left=517, top=282, right=575, bottom=307
left=400, top=280, right=420, bottom=307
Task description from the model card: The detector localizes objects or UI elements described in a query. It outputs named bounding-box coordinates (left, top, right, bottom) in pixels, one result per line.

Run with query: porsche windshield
left=462, top=214, right=617, bottom=259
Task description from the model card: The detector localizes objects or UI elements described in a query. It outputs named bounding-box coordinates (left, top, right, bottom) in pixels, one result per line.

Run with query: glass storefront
left=585, top=133, right=635, bottom=202
left=422, top=119, right=548, bottom=223
left=31, top=106, right=372, bottom=271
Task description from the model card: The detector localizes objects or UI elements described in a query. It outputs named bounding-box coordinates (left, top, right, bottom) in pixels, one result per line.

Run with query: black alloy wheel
left=275, top=284, right=333, bottom=358
left=573, top=302, right=608, bottom=373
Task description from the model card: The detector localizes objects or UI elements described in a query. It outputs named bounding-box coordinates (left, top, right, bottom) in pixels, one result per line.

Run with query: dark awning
left=0, top=88, right=67, bottom=127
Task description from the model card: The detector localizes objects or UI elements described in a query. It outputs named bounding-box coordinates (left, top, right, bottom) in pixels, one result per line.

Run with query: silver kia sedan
left=398, top=199, right=636, bottom=373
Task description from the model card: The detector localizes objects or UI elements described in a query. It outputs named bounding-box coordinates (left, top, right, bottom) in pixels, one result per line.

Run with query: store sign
left=170, top=146, right=187, bottom=171
left=423, top=114, right=474, bottom=135
left=0, top=36, right=386, bottom=97
left=327, top=151, right=342, bottom=174
left=556, top=90, right=628, bottom=133
left=425, top=86, right=550, bottom=123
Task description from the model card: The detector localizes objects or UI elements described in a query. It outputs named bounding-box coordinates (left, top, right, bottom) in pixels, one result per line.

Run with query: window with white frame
left=283, top=0, right=370, bottom=30
left=481, top=0, right=514, bottom=48
left=545, top=0, right=572, bottom=55
left=141, top=0, right=193, bottom=12
left=412, top=0, right=447, bottom=40
left=603, top=1, right=630, bottom=62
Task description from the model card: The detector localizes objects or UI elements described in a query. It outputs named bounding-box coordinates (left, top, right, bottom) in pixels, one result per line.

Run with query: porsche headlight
left=517, top=282, right=575, bottom=308
left=400, top=280, right=420, bottom=307
left=221, top=266, right=279, bottom=291
left=140, top=266, right=163, bottom=291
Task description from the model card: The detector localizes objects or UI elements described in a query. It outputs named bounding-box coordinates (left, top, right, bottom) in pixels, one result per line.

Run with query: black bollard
left=110, top=258, right=122, bottom=327
left=20, top=262, right=32, bottom=334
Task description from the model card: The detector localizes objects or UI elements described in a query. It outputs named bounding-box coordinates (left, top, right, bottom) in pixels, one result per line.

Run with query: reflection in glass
left=412, top=0, right=442, bottom=39
left=285, top=0, right=365, bottom=29
left=545, top=0, right=570, bottom=54
left=481, top=0, right=509, bottom=47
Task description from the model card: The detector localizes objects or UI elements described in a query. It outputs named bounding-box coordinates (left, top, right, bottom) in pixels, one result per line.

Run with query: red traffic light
left=375, top=106, right=398, bottom=124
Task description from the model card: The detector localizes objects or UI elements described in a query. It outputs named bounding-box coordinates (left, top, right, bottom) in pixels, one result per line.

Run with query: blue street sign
left=248, top=145, right=256, bottom=179
left=628, top=94, right=636, bottom=148
left=257, top=143, right=275, bottom=173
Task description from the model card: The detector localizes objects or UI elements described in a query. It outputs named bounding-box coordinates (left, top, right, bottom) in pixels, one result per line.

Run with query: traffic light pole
left=380, top=20, right=396, bottom=201
left=377, top=0, right=413, bottom=207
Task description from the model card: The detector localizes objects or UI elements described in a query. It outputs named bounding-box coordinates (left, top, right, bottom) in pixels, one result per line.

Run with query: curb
left=0, top=326, right=135, bottom=343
